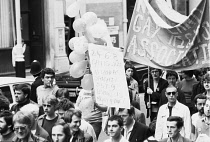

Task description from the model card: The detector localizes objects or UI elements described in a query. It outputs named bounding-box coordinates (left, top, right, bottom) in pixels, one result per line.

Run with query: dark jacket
left=122, top=121, right=151, bottom=142
left=31, top=76, right=44, bottom=103
left=72, top=129, right=93, bottom=142
left=11, top=99, right=36, bottom=113
left=12, top=133, right=48, bottom=142
left=159, top=88, right=186, bottom=107
left=144, top=78, right=168, bottom=117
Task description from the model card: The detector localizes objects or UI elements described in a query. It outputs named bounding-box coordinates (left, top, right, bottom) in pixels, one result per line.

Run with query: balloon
left=69, top=51, right=85, bottom=63
left=89, top=24, right=108, bottom=38
left=66, top=1, right=80, bottom=18
left=73, top=18, right=86, bottom=33
left=82, top=12, right=98, bottom=27
left=74, top=36, right=88, bottom=54
left=81, top=74, right=94, bottom=90
left=70, top=60, right=87, bottom=78
left=68, top=37, right=79, bottom=50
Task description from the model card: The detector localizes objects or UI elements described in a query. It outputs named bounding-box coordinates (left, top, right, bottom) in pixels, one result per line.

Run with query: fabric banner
left=124, top=0, right=210, bottom=71
left=88, top=44, right=130, bottom=108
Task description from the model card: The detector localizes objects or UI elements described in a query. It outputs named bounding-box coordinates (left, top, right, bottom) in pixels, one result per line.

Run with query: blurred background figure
left=30, top=60, right=43, bottom=103
left=0, top=93, right=10, bottom=112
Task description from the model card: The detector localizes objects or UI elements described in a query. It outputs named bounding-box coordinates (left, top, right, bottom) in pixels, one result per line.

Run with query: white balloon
left=68, top=37, right=79, bottom=50
left=82, top=12, right=98, bottom=27
left=74, top=36, right=88, bottom=54
left=69, top=51, right=85, bottom=63
left=73, top=18, right=86, bottom=33
left=89, top=24, right=107, bottom=38
left=66, top=1, right=80, bottom=18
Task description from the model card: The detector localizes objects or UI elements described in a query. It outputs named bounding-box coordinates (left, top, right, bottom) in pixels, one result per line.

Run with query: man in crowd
left=118, top=106, right=151, bottom=142
left=159, top=70, right=186, bottom=107
left=30, top=60, right=43, bottom=103
left=20, top=103, right=51, bottom=141
left=159, top=116, right=192, bottom=142
left=144, top=68, right=168, bottom=121
left=104, top=115, right=128, bottom=142
left=191, top=94, right=206, bottom=134
left=63, top=109, right=93, bottom=142
left=155, top=85, right=191, bottom=140
left=37, top=68, right=59, bottom=105
left=11, top=83, right=36, bottom=113
left=194, top=99, right=210, bottom=138
left=0, top=110, right=15, bottom=141
left=13, top=111, right=47, bottom=142
left=0, top=94, right=10, bottom=112
left=57, top=98, right=97, bottom=142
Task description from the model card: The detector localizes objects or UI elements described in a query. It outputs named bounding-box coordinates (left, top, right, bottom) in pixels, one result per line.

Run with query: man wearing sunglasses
left=155, top=85, right=191, bottom=141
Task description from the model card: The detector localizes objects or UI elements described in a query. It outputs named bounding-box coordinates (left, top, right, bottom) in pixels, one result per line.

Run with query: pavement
left=98, top=93, right=150, bottom=141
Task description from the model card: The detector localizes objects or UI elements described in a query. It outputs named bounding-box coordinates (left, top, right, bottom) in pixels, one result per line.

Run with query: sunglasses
left=14, top=126, right=27, bottom=132
left=166, top=92, right=176, bottom=96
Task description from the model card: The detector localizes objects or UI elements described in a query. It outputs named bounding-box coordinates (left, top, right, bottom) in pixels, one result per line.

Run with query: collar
left=124, top=120, right=135, bottom=133
left=167, top=134, right=183, bottom=142
left=165, top=101, right=180, bottom=109
left=13, top=133, right=34, bottom=142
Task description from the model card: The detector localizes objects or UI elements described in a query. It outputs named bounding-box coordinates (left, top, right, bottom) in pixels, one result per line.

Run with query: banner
left=124, top=0, right=210, bottom=71
left=88, top=44, right=130, bottom=108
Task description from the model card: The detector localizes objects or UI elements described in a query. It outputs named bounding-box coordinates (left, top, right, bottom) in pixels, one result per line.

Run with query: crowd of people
left=0, top=60, right=210, bottom=142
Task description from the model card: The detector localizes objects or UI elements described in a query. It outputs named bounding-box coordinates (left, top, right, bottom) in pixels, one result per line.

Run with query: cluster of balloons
left=68, top=11, right=110, bottom=90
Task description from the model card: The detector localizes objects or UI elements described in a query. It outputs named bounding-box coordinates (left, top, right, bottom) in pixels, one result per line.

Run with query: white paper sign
left=88, top=44, right=130, bottom=109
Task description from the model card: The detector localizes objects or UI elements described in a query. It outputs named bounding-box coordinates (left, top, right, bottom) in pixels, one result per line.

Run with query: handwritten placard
left=88, top=44, right=130, bottom=108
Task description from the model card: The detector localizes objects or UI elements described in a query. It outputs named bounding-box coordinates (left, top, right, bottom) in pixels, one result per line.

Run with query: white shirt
left=192, top=112, right=203, bottom=128
left=80, top=119, right=97, bottom=142
left=104, top=135, right=128, bottom=142
left=155, top=101, right=191, bottom=140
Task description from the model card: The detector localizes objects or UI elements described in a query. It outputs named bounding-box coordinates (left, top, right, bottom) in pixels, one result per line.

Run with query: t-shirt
left=104, top=136, right=128, bottom=142
left=37, top=85, right=59, bottom=105
left=42, top=115, right=58, bottom=137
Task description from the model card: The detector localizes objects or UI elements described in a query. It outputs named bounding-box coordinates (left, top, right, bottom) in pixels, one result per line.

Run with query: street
left=98, top=93, right=149, bottom=141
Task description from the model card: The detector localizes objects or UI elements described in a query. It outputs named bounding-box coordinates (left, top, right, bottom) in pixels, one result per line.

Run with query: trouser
left=150, top=112, right=157, bottom=122
left=90, top=122, right=102, bottom=139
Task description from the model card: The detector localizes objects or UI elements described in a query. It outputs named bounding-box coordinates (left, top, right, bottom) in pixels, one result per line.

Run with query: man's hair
left=56, top=88, right=70, bottom=99
left=0, top=95, right=10, bottom=111
left=124, top=62, right=135, bottom=71
left=40, top=68, right=55, bottom=78
left=53, top=121, right=71, bottom=141
left=194, top=93, right=207, bottom=104
left=43, top=95, right=58, bottom=109
left=108, top=115, right=123, bottom=127
left=20, top=104, right=39, bottom=119
left=166, top=70, right=178, bottom=80
left=118, top=106, right=135, bottom=116
left=57, top=98, right=75, bottom=111
left=182, top=70, right=194, bottom=78
left=63, top=108, right=82, bottom=123
left=150, top=68, right=162, bottom=75
left=0, top=110, right=14, bottom=130
left=14, top=84, right=31, bottom=99
left=167, top=116, right=184, bottom=129
left=13, top=111, right=34, bottom=129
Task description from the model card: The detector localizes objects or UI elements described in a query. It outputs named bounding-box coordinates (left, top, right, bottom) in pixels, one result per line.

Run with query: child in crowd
left=38, top=95, right=64, bottom=137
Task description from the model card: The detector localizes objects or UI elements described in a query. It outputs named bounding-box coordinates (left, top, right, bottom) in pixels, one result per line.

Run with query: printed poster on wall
left=88, top=44, right=130, bottom=109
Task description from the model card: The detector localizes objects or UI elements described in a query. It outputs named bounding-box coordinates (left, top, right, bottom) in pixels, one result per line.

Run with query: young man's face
left=42, top=74, right=54, bottom=87
left=42, top=102, right=55, bottom=116
left=14, top=90, right=26, bottom=103
left=118, top=109, right=133, bottom=126
left=203, top=80, right=210, bottom=91
left=125, top=68, right=133, bottom=79
left=166, top=121, right=180, bottom=139
left=52, top=125, right=66, bottom=142
left=57, top=109, right=65, bottom=119
left=151, top=69, right=160, bottom=80
left=14, top=122, right=31, bottom=139
left=167, top=75, right=177, bottom=86
left=165, top=87, right=178, bottom=103
left=204, top=100, right=210, bottom=116
left=68, top=115, right=81, bottom=133
left=0, top=117, right=8, bottom=134
left=107, top=120, right=122, bottom=138
left=196, top=99, right=206, bottom=115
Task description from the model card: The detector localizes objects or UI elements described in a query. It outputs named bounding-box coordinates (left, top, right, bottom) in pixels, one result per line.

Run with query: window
left=0, top=86, right=13, bottom=103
